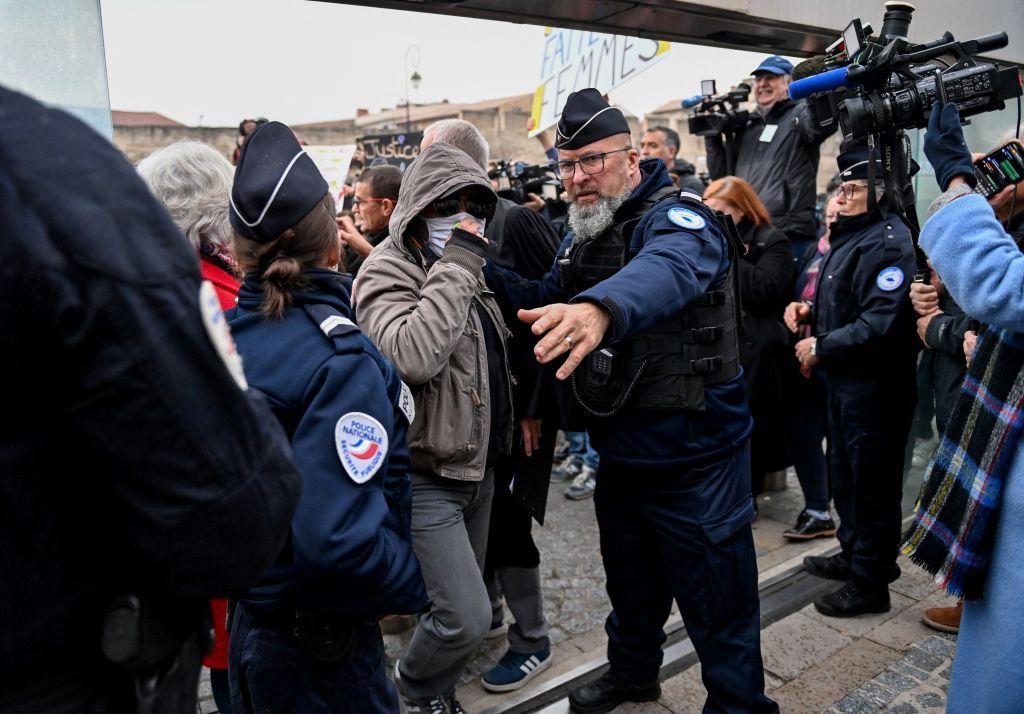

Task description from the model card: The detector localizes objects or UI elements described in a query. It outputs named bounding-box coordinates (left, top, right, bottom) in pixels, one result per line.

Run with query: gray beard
left=567, top=187, right=631, bottom=244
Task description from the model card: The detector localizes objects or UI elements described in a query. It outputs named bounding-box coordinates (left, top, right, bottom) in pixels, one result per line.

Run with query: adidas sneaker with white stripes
left=481, top=644, right=553, bottom=692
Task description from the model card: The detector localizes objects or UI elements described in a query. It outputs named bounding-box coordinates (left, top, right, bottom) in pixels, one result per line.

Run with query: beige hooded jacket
left=353, top=142, right=512, bottom=482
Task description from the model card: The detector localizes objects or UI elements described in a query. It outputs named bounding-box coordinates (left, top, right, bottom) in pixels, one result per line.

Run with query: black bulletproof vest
left=560, top=188, right=742, bottom=415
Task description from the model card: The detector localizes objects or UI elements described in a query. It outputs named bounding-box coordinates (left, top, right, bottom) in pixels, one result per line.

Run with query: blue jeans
left=229, top=606, right=397, bottom=713
left=565, top=431, right=599, bottom=469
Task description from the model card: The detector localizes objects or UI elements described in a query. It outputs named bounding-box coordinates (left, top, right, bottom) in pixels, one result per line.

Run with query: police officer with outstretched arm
left=0, top=85, right=301, bottom=713
left=785, top=141, right=918, bottom=617
left=485, top=88, right=777, bottom=714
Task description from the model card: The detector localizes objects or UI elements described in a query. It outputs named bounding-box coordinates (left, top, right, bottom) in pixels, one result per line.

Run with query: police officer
left=486, top=89, right=777, bottom=713
left=226, top=122, right=426, bottom=712
left=785, top=140, right=918, bottom=617
left=0, top=86, right=301, bottom=712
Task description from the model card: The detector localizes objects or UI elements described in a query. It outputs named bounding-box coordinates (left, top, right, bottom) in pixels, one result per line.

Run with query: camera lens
left=838, top=94, right=889, bottom=139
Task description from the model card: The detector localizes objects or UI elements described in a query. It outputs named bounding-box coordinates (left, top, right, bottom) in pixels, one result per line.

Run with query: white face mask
left=424, top=212, right=485, bottom=254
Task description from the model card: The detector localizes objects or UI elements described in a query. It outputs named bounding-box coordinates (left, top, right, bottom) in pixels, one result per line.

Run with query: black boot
left=568, top=671, right=661, bottom=714
left=814, top=580, right=890, bottom=618
left=783, top=510, right=837, bottom=541
left=803, top=553, right=851, bottom=581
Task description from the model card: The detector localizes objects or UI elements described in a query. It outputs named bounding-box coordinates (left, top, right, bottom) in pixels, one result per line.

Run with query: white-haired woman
left=137, top=139, right=240, bottom=309
left=136, top=139, right=238, bottom=713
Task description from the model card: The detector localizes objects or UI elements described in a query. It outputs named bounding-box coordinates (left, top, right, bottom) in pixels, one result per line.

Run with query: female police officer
left=225, top=121, right=425, bottom=712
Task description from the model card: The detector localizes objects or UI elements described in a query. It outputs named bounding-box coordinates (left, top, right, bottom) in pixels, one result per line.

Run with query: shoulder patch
left=335, top=412, right=388, bottom=484
left=199, top=281, right=247, bottom=391
left=397, top=381, right=416, bottom=424
left=319, top=314, right=356, bottom=336
left=667, top=207, right=707, bottom=231
left=876, top=266, right=905, bottom=292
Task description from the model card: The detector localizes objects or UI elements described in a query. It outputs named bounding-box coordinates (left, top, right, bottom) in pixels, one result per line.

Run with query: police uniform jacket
left=811, top=206, right=918, bottom=380
left=705, top=98, right=833, bottom=243
left=485, top=158, right=753, bottom=468
left=0, top=85, right=301, bottom=700
left=228, top=270, right=426, bottom=617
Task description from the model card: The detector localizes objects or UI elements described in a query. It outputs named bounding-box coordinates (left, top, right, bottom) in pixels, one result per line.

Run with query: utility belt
left=243, top=604, right=377, bottom=664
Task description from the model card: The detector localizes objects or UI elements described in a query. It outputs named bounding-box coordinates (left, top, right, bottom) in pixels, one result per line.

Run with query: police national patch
left=667, top=207, right=706, bottom=231
left=198, top=281, right=247, bottom=391
left=876, top=266, right=905, bottom=292
left=397, top=381, right=416, bottom=424
left=335, top=412, right=388, bottom=484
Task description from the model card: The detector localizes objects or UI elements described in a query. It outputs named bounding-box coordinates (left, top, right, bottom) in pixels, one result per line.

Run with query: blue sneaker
left=481, top=645, right=553, bottom=692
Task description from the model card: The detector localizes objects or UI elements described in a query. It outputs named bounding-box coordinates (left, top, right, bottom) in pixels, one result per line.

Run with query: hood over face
left=388, top=142, right=497, bottom=256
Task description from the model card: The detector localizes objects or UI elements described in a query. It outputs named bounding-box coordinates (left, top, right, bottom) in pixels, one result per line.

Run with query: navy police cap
left=751, top=55, right=794, bottom=76
left=555, top=88, right=631, bottom=151
left=229, top=121, right=328, bottom=243
left=837, top=138, right=919, bottom=182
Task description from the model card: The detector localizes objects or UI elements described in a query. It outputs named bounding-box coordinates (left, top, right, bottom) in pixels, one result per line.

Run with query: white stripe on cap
left=840, top=159, right=870, bottom=178
left=556, top=105, right=623, bottom=144
left=229, top=149, right=308, bottom=228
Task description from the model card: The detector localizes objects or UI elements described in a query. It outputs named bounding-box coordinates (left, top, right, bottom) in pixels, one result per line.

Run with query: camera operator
left=785, top=140, right=918, bottom=618
left=902, top=101, right=1024, bottom=710
left=705, top=55, right=835, bottom=257
left=640, top=125, right=705, bottom=196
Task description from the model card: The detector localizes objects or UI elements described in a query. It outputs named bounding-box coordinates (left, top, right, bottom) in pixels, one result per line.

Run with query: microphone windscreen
left=792, top=55, right=828, bottom=81
left=681, top=95, right=703, bottom=109
left=788, top=66, right=852, bottom=100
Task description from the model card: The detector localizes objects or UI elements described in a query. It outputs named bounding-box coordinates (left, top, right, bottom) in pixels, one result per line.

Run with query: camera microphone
left=789, top=66, right=855, bottom=100
left=681, top=95, right=703, bottom=109
left=792, top=55, right=829, bottom=81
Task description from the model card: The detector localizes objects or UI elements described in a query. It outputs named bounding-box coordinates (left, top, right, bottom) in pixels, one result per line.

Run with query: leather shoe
left=814, top=580, right=890, bottom=618
left=784, top=511, right=837, bottom=541
left=803, top=553, right=851, bottom=581
left=568, top=671, right=661, bottom=714
left=922, top=600, right=962, bottom=634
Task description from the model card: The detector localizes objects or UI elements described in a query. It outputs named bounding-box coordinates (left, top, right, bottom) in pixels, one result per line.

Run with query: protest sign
left=305, top=144, right=357, bottom=209
left=359, top=132, right=423, bottom=171
left=529, top=28, right=671, bottom=137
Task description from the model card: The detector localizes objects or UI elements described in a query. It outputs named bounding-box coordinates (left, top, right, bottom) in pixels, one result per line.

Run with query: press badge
left=759, top=125, right=778, bottom=143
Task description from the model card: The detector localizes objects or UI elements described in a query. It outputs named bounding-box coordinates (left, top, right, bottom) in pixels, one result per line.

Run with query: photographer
left=785, top=140, right=918, bottom=617
left=902, top=102, right=1024, bottom=710
left=705, top=55, right=835, bottom=254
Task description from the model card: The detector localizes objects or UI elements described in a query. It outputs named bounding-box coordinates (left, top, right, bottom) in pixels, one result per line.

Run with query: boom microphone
left=681, top=95, right=703, bottom=108
left=788, top=66, right=855, bottom=100
left=792, top=55, right=829, bottom=81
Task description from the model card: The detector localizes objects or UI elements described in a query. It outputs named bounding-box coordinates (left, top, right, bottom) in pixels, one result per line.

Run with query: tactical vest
left=559, top=188, right=742, bottom=416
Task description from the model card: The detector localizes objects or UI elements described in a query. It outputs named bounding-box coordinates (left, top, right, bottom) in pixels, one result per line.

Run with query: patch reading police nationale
left=398, top=381, right=416, bottom=424
left=667, top=207, right=706, bottom=231
left=198, top=281, right=247, bottom=391
left=335, top=412, right=388, bottom=484
left=876, top=266, right=905, bottom=292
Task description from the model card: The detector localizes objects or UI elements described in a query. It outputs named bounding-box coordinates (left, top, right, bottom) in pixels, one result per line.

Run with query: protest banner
left=529, top=28, right=671, bottom=137
left=305, top=144, right=357, bottom=209
left=359, top=132, right=423, bottom=171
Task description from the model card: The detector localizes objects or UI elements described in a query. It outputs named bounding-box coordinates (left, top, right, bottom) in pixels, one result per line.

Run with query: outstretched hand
left=518, top=302, right=611, bottom=380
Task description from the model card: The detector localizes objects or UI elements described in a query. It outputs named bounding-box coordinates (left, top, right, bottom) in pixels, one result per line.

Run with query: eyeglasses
left=352, top=197, right=387, bottom=208
left=835, top=182, right=867, bottom=200
left=552, top=147, right=632, bottom=180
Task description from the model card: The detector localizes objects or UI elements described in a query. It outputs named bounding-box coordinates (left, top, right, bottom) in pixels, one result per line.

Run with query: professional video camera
left=489, top=160, right=563, bottom=205
left=789, top=1, right=1021, bottom=142
left=684, top=80, right=751, bottom=138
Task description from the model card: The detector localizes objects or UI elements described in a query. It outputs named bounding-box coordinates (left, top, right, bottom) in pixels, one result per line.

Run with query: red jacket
left=200, top=254, right=239, bottom=670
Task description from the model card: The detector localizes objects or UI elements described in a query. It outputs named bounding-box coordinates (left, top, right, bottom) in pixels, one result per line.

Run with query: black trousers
left=827, top=373, right=916, bottom=588
left=594, top=447, right=778, bottom=713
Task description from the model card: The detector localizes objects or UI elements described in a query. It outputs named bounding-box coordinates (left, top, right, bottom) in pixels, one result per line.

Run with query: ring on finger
left=564, top=334, right=575, bottom=348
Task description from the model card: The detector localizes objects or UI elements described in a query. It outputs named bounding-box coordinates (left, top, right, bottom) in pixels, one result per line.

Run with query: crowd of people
left=3, top=47, right=1023, bottom=714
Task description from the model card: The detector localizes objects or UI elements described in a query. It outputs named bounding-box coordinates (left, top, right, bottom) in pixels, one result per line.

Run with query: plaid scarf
left=902, top=326, right=1024, bottom=599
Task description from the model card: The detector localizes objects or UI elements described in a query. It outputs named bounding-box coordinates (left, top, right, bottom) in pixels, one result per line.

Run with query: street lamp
left=404, top=44, right=421, bottom=133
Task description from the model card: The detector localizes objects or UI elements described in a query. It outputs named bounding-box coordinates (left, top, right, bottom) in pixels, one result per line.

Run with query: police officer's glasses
left=553, top=147, right=633, bottom=180
left=835, top=182, right=868, bottom=200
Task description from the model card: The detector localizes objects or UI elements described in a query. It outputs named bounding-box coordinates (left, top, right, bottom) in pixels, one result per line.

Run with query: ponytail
left=234, top=193, right=340, bottom=320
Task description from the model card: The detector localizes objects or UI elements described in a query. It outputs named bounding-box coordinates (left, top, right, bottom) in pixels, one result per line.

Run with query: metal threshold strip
left=480, top=512, right=918, bottom=714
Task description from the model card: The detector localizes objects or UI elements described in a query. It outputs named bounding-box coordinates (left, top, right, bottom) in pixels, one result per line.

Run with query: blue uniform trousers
left=594, top=446, right=778, bottom=713
left=827, top=374, right=915, bottom=588
left=229, top=606, right=398, bottom=713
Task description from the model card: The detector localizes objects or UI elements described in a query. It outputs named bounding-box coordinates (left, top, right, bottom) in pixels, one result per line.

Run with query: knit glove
left=924, top=102, right=977, bottom=192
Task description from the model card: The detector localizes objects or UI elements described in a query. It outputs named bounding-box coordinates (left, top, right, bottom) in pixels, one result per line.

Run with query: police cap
left=838, top=139, right=919, bottom=182
left=229, top=121, right=328, bottom=243
left=555, top=89, right=631, bottom=151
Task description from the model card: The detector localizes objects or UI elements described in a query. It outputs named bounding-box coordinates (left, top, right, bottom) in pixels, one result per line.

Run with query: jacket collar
left=829, top=202, right=896, bottom=248
left=237, top=268, right=355, bottom=318
left=754, top=98, right=794, bottom=123
left=616, top=158, right=675, bottom=219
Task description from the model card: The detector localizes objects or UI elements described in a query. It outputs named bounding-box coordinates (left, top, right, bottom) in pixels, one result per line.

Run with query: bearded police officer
left=786, top=140, right=918, bottom=617
left=485, top=89, right=777, bottom=714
